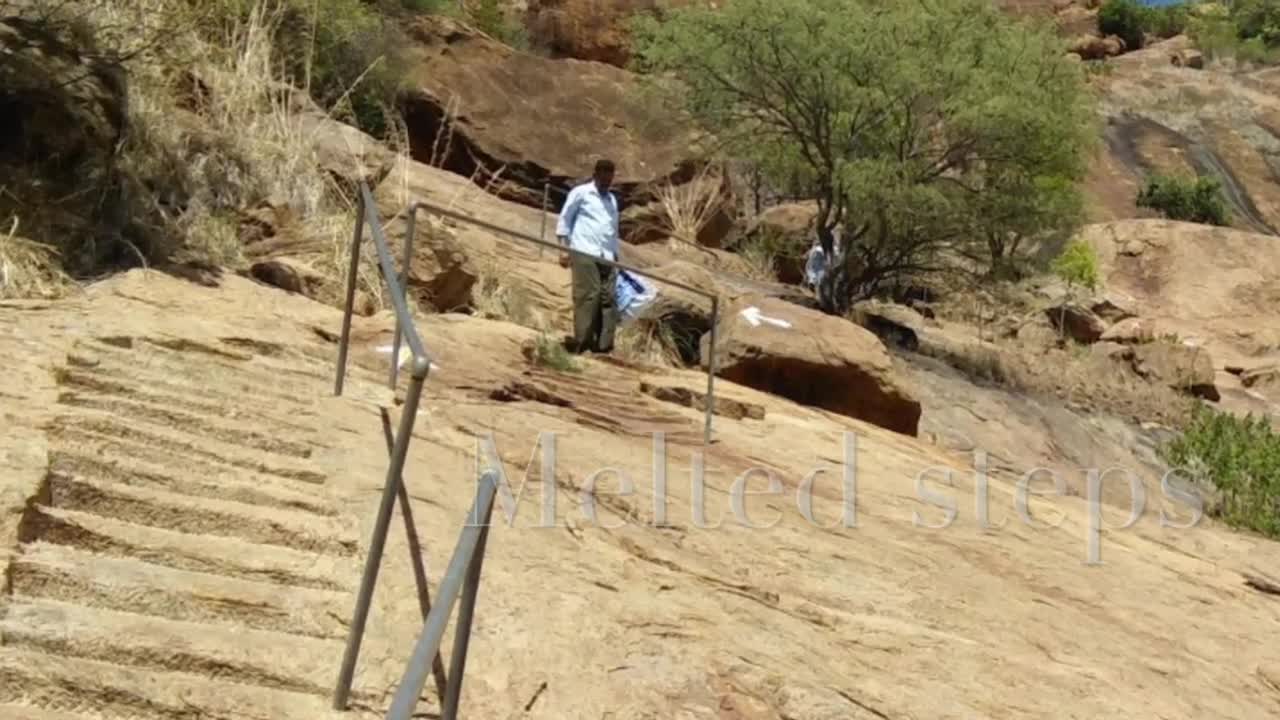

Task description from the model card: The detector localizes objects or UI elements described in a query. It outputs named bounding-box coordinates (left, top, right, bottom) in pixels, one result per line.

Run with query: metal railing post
left=389, top=210, right=417, bottom=391
left=704, top=296, right=719, bottom=445
left=385, top=472, right=498, bottom=720
left=332, top=367, right=431, bottom=710
left=439, top=510, right=491, bottom=720
left=379, top=409, right=449, bottom=702
left=391, top=198, right=723, bottom=444
left=335, top=192, right=366, bottom=397
left=538, top=184, right=549, bottom=259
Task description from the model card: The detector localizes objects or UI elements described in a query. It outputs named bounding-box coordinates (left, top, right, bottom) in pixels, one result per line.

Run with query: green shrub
left=532, top=332, right=581, bottom=372
left=1162, top=405, right=1280, bottom=538
left=1188, top=0, right=1280, bottom=63
left=1234, top=0, right=1280, bottom=47
left=1050, top=239, right=1100, bottom=291
left=1136, top=173, right=1230, bottom=226
left=1145, top=4, right=1191, bottom=39
left=1098, top=0, right=1148, bottom=50
left=469, top=0, right=529, bottom=48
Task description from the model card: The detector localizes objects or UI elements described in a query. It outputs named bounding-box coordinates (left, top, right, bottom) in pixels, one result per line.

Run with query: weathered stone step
left=51, top=423, right=328, bottom=487
left=48, top=449, right=336, bottom=517
left=48, top=414, right=327, bottom=485
left=56, top=390, right=314, bottom=458
left=11, top=543, right=350, bottom=639
left=22, top=505, right=352, bottom=592
left=75, top=334, right=385, bottom=399
left=0, top=649, right=357, bottom=720
left=1, top=598, right=343, bottom=697
left=0, top=704, right=101, bottom=720
left=46, top=472, right=356, bottom=556
left=54, top=363, right=320, bottom=431
left=76, top=335, right=327, bottom=397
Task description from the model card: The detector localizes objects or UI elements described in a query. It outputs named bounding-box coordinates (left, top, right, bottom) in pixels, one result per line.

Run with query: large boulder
left=699, top=295, right=921, bottom=435
left=1129, top=341, right=1219, bottom=400
left=524, top=0, right=661, bottom=67
left=1081, top=219, right=1280, bottom=407
left=1045, top=302, right=1107, bottom=344
left=399, top=15, right=703, bottom=209
left=741, top=202, right=817, bottom=285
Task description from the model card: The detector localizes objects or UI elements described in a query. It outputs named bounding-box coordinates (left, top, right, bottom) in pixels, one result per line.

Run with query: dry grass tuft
left=649, top=162, right=727, bottom=248
left=615, top=320, right=683, bottom=368
left=0, top=217, right=74, bottom=299
left=4, top=0, right=403, bottom=305
left=470, top=261, right=542, bottom=328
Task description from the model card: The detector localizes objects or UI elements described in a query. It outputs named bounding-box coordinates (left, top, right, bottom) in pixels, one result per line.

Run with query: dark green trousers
left=570, top=253, right=619, bottom=353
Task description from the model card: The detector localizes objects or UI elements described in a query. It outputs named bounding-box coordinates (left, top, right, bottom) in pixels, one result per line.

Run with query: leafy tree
left=1136, top=173, right=1230, bottom=226
left=1098, top=0, right=1149, bottom=50
left=632, top=0, right=1095, bottom=312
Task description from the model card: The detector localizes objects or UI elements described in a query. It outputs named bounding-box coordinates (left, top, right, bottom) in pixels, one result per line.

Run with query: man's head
left=592, top=159, right=615, bottom=191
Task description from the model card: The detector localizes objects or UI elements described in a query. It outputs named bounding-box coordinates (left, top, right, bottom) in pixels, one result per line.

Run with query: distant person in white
left=556, top=159, right=622, bottom=354
left=804, top=236, right=840, bottom=290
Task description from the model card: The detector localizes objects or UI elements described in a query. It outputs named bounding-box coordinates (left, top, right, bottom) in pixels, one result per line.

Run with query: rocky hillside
left=3, top=0, right=1280, bottom=717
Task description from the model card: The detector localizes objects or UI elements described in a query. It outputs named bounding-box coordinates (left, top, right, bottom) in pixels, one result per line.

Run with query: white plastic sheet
left=616, top=269, right=658, bottom=323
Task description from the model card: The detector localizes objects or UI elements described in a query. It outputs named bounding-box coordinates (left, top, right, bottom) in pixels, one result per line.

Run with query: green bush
left=1234, top=0, right=1280, bottom=47
left=1162, top=406, right=1280, bottom=538
left=1188, top=0, right=1280, bottom=63
left=469, top=0, right=529, bottom=48
left=1145, top=4, right=1191, bottom=39
left=1050, top=239, right=1100, bottom=291
left=1136, top=173, right=1230, bottom=226
left=1098, top=0, right=1148, bottom=50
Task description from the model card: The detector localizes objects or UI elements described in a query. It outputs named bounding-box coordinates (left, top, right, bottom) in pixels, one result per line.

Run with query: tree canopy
left=633, top=0, right=1098, bottom=311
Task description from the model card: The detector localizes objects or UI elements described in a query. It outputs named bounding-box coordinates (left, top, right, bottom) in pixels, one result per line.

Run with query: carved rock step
left=10, top=543, right=351, bottom=640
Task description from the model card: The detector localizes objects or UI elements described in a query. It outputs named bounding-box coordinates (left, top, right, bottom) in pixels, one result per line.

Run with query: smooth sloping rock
left=399, top=15, right=702, bottom=208
left=700, top=295, right=921, bottom=435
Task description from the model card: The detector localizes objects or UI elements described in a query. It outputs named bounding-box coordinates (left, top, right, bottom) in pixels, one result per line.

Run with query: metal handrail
left=331, top=182, right=440, bottom=712
left=385, top=469, right=499, bottom=719
left=397, top=198, right=723, bottom=444
left=331, top=179, right=728, bottom=718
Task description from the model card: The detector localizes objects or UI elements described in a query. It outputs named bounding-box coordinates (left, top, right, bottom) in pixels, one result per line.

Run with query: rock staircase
left=0, top=335, right=373, bottom=719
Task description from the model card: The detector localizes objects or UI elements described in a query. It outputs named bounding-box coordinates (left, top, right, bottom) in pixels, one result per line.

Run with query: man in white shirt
left=556, top=159, right=622, bottom=354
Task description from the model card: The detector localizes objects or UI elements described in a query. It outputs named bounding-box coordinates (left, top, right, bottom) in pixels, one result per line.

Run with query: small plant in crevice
left=530, top=332, right=581, bottom=373
left=1051, top=239, right=1100, bottom=293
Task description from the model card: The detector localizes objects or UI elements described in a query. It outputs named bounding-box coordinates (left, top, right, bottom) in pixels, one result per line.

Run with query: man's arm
left=555, top=187, right=582, bottom=245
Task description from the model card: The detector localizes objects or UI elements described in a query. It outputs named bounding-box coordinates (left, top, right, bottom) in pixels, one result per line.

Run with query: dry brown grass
left=5, top=0, right=404, bottom=307
left=615, top=320, right=683, bottom=368
left=0, top=216, right=74, bottom=299
left=470, top=263, right=540, bottom=328
left=653, top=163, right=726, bottom=247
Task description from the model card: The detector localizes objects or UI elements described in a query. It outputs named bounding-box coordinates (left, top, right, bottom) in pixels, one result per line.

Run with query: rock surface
left=1081, top=219, right=1280, bottom=414
left=2, top=270, right=1280, bottom=719
left=1087, top=37, right=1280, bottom=235
left=399, top=15, right=702, bottom=208
left=700, top=294, right=922, bottom=435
